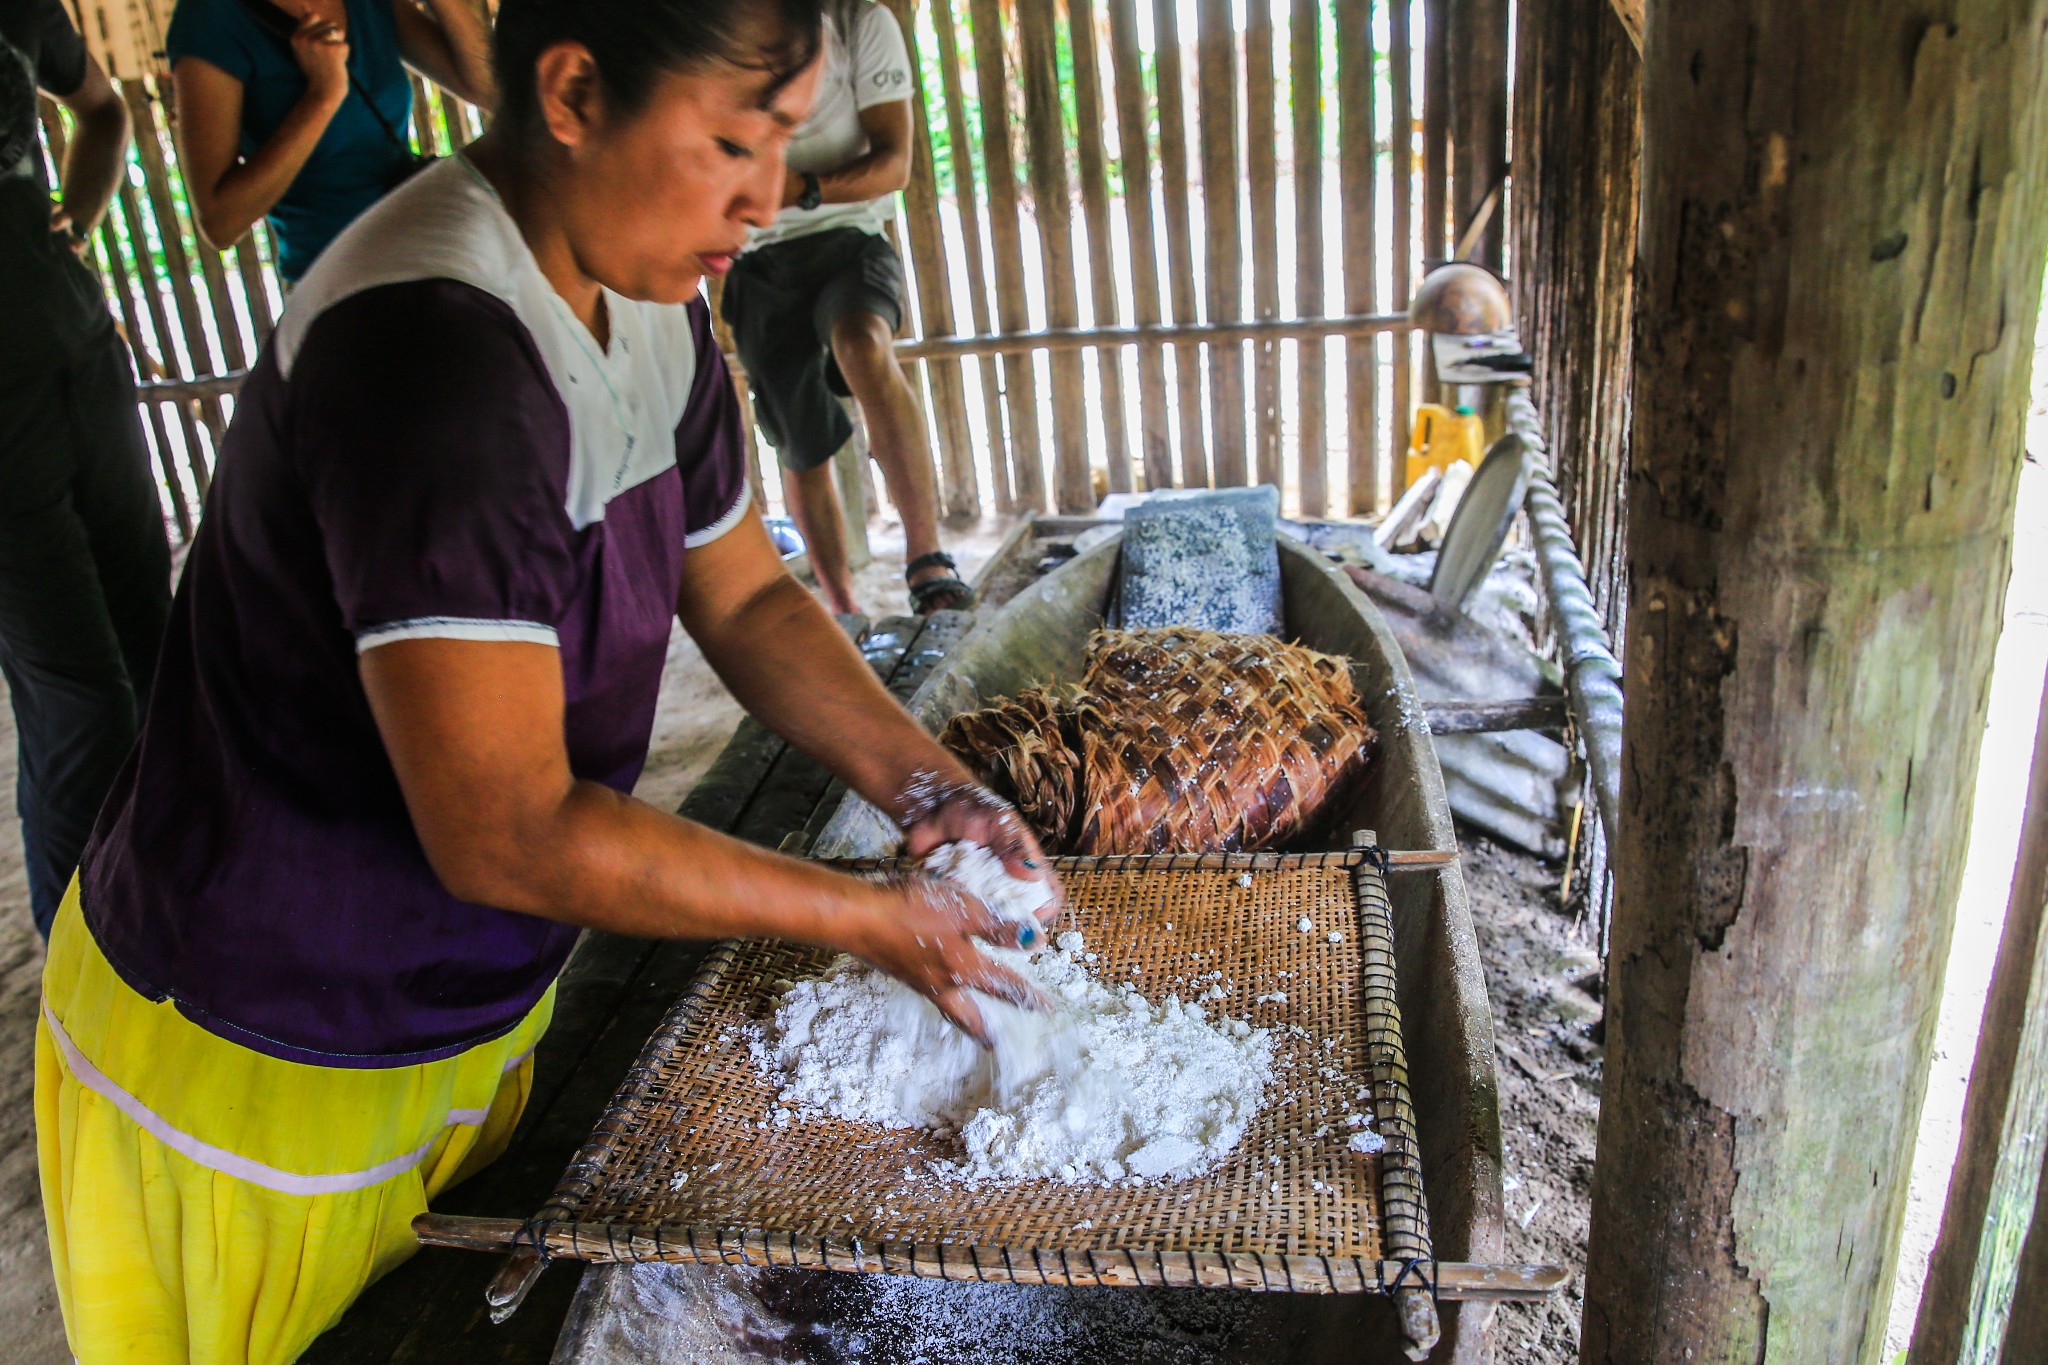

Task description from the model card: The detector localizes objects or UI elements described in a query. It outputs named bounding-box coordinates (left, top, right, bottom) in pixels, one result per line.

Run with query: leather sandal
left=906, top=550, right=975, bottom=615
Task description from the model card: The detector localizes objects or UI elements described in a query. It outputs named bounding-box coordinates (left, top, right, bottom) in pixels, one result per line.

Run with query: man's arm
left=46, top=52, right=128, bottom=248
left=784, top=99, right=912, bottom=208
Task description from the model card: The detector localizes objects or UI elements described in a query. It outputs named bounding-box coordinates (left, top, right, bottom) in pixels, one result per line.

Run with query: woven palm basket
left=939, top=628, right=1376, bottom=855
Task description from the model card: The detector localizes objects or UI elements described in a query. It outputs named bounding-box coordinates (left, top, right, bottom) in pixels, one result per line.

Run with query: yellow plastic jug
left=1406, top=404, right=1486, bottom=489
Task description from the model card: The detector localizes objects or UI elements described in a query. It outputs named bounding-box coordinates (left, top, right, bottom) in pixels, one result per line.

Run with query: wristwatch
left=797, top=172, right=823, bottom=212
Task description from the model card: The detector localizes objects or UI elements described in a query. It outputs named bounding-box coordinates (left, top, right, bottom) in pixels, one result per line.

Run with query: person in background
left=722, top=0, right=971, bottom=617
left=169, top=0, right=495, bottom=283
left=0, top=0, right=171, bottom=938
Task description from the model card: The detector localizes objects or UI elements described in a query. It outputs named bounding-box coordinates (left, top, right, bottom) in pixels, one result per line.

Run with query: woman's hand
left=291, top=13, right=352, bottom=102
left=842, top=878, right=1050, bottom=1048
left=897, top=772, right=1062, bottom=927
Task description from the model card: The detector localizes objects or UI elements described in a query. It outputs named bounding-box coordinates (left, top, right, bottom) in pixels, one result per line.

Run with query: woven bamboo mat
left=520, top=851, right=1431, bottom=1294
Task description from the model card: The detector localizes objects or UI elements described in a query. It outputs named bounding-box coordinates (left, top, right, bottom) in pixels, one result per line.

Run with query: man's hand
left=49, top=205, right=87, bottom=256
left=897, top=773, right=1062, bottom=927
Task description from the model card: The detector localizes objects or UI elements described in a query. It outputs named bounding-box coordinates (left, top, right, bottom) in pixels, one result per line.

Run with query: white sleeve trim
left=354, top=617, right=561, bottom=654
left=684, top=482, right=754, bottom=549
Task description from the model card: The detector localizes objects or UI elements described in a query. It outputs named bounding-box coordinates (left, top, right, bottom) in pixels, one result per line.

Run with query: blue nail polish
left=1022, top=858, right=1039, bottom=869
left=1018, top=925, right=1038, bottom=948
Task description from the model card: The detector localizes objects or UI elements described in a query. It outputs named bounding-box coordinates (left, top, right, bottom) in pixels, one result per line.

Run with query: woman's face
left=549, top=51, right=822, bottom=305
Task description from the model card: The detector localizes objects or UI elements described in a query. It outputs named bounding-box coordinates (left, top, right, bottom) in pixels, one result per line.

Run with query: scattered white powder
left=1297, top=917, right=1314, bottom=933
left=1327, top=930, right=1344, bottom=944
left=1349, top=1130, right=1386, bottom=1155
left=1238, top=872, right=1253, bottom=888
left=753, top=845, right=1274, bottom=1185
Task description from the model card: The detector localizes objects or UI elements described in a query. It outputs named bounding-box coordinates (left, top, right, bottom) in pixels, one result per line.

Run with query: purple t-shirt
left=79, top=159, right=751, bottom=1067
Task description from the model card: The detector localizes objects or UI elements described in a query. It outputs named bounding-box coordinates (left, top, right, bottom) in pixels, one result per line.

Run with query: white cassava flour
left=753, top=843, right=1275, bottom=1185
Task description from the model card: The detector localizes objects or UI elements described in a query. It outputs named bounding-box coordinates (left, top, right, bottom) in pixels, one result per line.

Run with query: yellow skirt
left=36, top=883, right=556, bottom=1365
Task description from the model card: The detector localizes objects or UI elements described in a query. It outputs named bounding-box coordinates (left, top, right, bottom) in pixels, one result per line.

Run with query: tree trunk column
left=1582, top=5, right=2048, bottom=1363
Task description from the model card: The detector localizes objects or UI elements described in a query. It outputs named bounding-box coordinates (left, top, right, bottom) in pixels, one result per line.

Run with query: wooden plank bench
left=302, top=611, right=967, bottom=1364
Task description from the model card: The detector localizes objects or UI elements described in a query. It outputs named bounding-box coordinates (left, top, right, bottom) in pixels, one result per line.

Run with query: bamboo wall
left=43, top=0, right=1530, bottom=539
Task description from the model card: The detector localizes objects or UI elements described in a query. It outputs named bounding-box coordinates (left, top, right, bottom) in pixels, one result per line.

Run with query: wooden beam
left=1244, top=0, right=1282, bottom=491
left=1421, top=0, right=1450, bottom=266
left=1194, top=0, right=1246, bottom=486
left=1336, top=0, right=1378, bottom=514
left=1106, top=0, right=1175, bottom=491
left=1388, top=0, right=1415, bottom=489
left=1447, top=0, right=1508, bottom=270
left=1016, top=0, right=1095, bottom=513
left=1288, top=0, right=1327, bottom=515
left=1423, top=697, right=1569, bottom=735
left=1910, top=665, right=2048, bottom=1362
left=1581, top=3, right=2048, bottom=1359
left=1151, top=0, right=1211, bottom=488
left=893, top=312, right=1407, bottom=360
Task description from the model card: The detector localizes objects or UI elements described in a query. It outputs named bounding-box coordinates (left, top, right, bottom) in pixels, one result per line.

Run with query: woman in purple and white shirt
left=36, top=2, right=1053, bottom=1359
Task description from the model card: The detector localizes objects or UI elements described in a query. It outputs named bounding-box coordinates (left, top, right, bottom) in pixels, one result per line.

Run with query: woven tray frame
left=510, top=850, right=1434, bottom=1298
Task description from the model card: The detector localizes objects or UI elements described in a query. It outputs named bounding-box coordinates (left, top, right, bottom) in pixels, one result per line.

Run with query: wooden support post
left=1388, top=0, right=1414, bottom=491
left=1581, top=4, right=2048, bottom=1361
left=966, top=0, right=1049, bottom=511
left=1446, top=0, right=1507, bottom=271
left=1910, top=666, right=2048, bottom=1362
left=1066, top=0, right=1134, bottom=496
left=1244, top=0, right=1281, bottom=492
left=1194, top=0, right=1245, bottom=486
left=1016, top=0, right=1094, bottom=513
left=1106, top=0, right=1174, bottom=491
left=1288, top=0, right=1326, bottom=515
left=1152, top=0, right=1211, bottom=488
left=930, top=0, right=1014, bottom=513
left=880, top=0, right=980, bottom=524
left=1336, top=0, right=1377, bottom=515
left=1421, top=0, right=1450, bottom=265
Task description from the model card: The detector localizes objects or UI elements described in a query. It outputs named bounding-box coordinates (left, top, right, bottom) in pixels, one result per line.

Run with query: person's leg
left=827, top=308, right=951, bottom=596
left=66, top=337, right=171, bottom=708
left=0, top=361, right=144, bottom=934
left=783, top=459, right=860, bottom=616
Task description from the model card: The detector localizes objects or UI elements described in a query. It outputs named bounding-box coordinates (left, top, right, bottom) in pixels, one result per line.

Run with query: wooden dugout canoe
left=555, top=531, right=1509, bottom=1364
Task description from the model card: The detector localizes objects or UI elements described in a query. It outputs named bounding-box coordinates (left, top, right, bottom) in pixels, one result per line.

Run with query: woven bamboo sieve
left=479, top=850, right=1439, bottom=1314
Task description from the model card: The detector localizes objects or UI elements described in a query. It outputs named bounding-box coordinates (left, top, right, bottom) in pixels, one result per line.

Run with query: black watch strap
left=799, top=172, right=823, bottom=211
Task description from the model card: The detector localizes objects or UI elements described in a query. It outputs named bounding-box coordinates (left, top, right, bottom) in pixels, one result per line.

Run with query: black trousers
left=0, top=335, right=170, bottom=935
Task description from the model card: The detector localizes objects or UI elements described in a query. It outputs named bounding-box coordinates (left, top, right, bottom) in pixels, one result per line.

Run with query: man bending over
left=721, top=0, right=969, bottom=616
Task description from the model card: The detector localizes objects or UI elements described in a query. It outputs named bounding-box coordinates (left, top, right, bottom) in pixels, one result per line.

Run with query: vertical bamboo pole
left=1448, top=0, right=1507, bottom=270
left=881, top=0, right=980, bottom=523
left=1065, top=0, right=1134, bottom=495
left=94, top=214, right=192, bottom=538
left=1017, top=0, right=1095, bottom=513
left=1194, top=0, right=1245, bottom=486
left=1244, top=0, right=1281, bottom=492
left=1336, top=0, right=1378, bottom=514
left=1388, top=0, right=1414, bottom=488
left=1151, top=0, right=1211, bottom=488
left=408, top=75, right=440, bottom=153
left=1910, top=668, right=2048, bottom=1362
left=1422, top=0, right=1450, bottom=265
left=1288, top=0, right=1326, bottom=516
left=111, top=165, right=210, bottom=507
left=233, top=236, right=275, bottom=343
left=1581, top=1, right=2048, bottom=1357
left=438, top=89, right=471, bottom=151
left=1106, top=0, right=1174, bottom=491
left=930, top=0, right=1013, bottom=513
left=966, top=0, right=1049, bottom=511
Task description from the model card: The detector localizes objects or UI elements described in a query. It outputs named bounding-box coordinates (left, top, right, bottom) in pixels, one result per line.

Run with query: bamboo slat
left=120, top=83, right=217, bottom=501
left=111, top=166, right=211, bottom=510
left=1016, top=0, right=1093, bottom=514
left=1194, top=0, right=1246, bottom=486
left=965, top=0, right=1049, bottom=511
left=1065, top=0, right=1134, bottom=495
left=1423, top=0, right=1450, bottom=266
left=1104, top=0, right=1174, bottom=491
left=95, top=215, right=192, bottom=537
left=1150, top=0, right=1210, bottom=489
left=1336, top=0, right=1379, bottom=515
left=881, top=0, right=980, bottom=523
left=232, top=235, right=275, bottom=342
left=408, top=75, right=440, bottom=153
left=1246, top=0, right=1281, bottom=492
left=1289, top=0, right=1327, bottom=516
left=1449, top=0, right=1509, bottom=270
left=438, top=88, right=471, bottom=152
left=930, top=0, right=1014, bottom=512
left=1389, top=0, right=1415, bottom=488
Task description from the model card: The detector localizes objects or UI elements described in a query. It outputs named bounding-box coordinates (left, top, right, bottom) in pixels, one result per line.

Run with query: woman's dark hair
left=494, top=0, right=826, bottom=132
